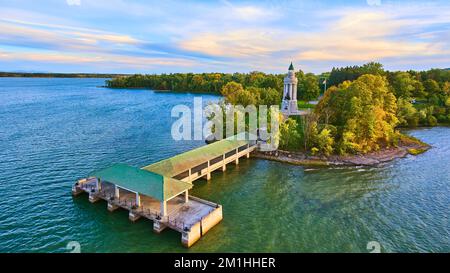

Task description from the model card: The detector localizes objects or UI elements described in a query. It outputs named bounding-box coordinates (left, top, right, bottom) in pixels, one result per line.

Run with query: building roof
left=289, top=62, right=294, bottom=71
left=90, top=163, right=192, bottom=201
left=142, top=133, right=253, bottom=178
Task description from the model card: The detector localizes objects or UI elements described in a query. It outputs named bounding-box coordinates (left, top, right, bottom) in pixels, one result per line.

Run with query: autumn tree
left=315, top=74, right=399, bottom=154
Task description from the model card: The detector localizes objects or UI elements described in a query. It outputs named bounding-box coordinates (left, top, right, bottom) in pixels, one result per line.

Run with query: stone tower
left=282, top=62, right=299, bottom=116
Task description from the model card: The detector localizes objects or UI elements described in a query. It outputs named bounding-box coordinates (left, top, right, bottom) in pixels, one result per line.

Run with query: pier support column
left=205, top=160, right=211, bottom=181
left=246, top=152, right=250, bottom=159
left=181, top=222, right=201, bottom=248
left=107, top=202, right=119, bottom=212
left=160, top=201, right=167, bottom=217
left=89, top=194, right=100, bottom=203
left=153, top=221, right=167, bottom=233
left=135, top=192, right=141, bottom=207
left=96, top=178, right=102, bottom=191
left=222, top=154, right=226, bottom=172
left=71, top=184, right=83, bottom=196
left=129, top=211, right=141, bottom=222
left=235, top=148, right=239, bottom=165
left=114, top=185, right=120, bottom=199
left=184, top=190, right=189, bottom=203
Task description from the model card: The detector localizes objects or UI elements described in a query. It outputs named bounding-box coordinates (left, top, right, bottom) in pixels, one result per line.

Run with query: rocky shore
left=253, top=139, right=430, bottom=167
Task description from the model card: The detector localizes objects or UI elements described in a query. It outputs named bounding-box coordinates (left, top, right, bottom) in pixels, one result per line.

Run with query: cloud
left=0, top=1, right=449, bottom=73
left=220, top=0, right=278, bottom=21
left=0, top=49, right=200, bottom=69
left=66, top=0, right=81, bottom=6
left=0, top=18, right=138, bottom=45
left=367, top=0, right=381, bottom=6
left=179, top=3, right=450, bottom=72
left=179, top=30, right=279, bottom=59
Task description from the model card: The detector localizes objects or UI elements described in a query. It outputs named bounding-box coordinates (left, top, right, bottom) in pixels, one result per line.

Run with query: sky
left=0, top=0, right=449, bottom=74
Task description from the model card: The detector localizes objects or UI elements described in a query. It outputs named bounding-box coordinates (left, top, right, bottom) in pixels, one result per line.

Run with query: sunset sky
left=0, top=0, right=449, bottom=74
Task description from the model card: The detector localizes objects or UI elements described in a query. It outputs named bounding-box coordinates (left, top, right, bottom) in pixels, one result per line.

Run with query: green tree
left=423, top=79, right=441, bottom=95
left=397, top=98, right=419, bottom=127
left=391, top=72, right=418, bottom=99
left=279, top=118, right=301, bottom=150
left=442, top=82, right=450, bottom=96
left=328, top=62, right=385, bottom=87
left=256, top=87, right=282, bottom=106
left=298, top=73, right=320, bottom=101
left=314, top=128, right=334, bottom=156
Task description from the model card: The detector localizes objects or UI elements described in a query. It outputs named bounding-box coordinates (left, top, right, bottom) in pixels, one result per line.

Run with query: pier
left=73, top=134, right=257, bottom=247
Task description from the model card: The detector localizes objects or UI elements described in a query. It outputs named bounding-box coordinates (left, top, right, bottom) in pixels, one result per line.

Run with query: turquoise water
left=0, top=78, right=448, bottom=253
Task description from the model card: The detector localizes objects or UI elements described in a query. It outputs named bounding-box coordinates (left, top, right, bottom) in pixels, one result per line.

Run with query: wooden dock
left=73, top=134, right=257, bottom=247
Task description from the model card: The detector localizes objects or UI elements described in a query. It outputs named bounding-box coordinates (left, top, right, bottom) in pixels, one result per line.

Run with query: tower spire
left=288, top=62, right=294, bottom=71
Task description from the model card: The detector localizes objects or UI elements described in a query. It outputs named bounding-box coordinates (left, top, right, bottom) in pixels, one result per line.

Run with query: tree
left=298, top=73, right=320, bottom=101
left=328, top=62, right=385, bottom=87
left=279, top=118, right=301, bottom=150
left=314, top=128, right=334, bottom=156
left=221, top=82, right=245, bottom=105
left=256, top=87, right=282, bottom=106
left=443, top=82, right=450, bottom=96
left=423, top=79, right=441, bottom=97
left=315, top=74, right=399, bottom=154
left=397, top=98, right=419, bottom=127
left=391, top=72, right=418, bottom=99
left=412, top=80, right=427, bottom=98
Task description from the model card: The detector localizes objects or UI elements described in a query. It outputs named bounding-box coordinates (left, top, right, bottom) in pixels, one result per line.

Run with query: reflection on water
left=0, top=78, right=448, bottom=252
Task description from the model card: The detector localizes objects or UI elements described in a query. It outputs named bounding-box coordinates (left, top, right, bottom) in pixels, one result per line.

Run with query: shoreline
left=253, top=141, right=430, bottom=167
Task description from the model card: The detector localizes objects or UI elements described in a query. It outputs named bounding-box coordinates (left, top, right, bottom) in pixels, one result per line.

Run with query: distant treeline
left=327, top=62, right=450, bottom=88
left=107, top=72, right=284, bottom=93
left=106, top=71, right=323, bottom=100
left=0, top=72, right=128, bottom=78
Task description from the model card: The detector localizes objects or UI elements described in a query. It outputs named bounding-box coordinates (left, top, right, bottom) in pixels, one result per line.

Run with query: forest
left=106, top=64, right=450, bottom=155
left=280, top=64, right=449, bottom=155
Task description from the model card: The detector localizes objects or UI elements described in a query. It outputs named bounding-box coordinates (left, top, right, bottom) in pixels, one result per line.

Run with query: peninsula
left=106, top=63, right=449, bottom=166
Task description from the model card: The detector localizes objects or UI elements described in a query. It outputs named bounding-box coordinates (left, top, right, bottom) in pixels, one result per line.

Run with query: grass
left=399, top=133, right=430, bottom=147
left=297, top=100, right=316, bottom=109
left=408, top=148, right=428, bottom=155
left=399, top=133, right=430, bottom=155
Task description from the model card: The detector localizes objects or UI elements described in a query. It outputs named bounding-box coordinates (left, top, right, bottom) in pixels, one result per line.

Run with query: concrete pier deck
left=73, top=134, right=257, bottom=247
left=73, top=179, right=222, bottom=247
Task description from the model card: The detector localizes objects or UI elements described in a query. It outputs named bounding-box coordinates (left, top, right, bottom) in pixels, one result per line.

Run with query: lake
left=0, top=78, right=448, bottom=252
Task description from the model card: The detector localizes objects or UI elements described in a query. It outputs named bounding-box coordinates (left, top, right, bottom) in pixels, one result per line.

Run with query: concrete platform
left=73, top=180, right=222, bottom=247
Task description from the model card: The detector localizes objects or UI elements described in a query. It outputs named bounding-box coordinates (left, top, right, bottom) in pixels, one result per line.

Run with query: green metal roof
left=90, top=163, right=192, bottom=201
left=289, top=62, right=294, bottom=70
left=143, top=133, right=253, bottom=178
